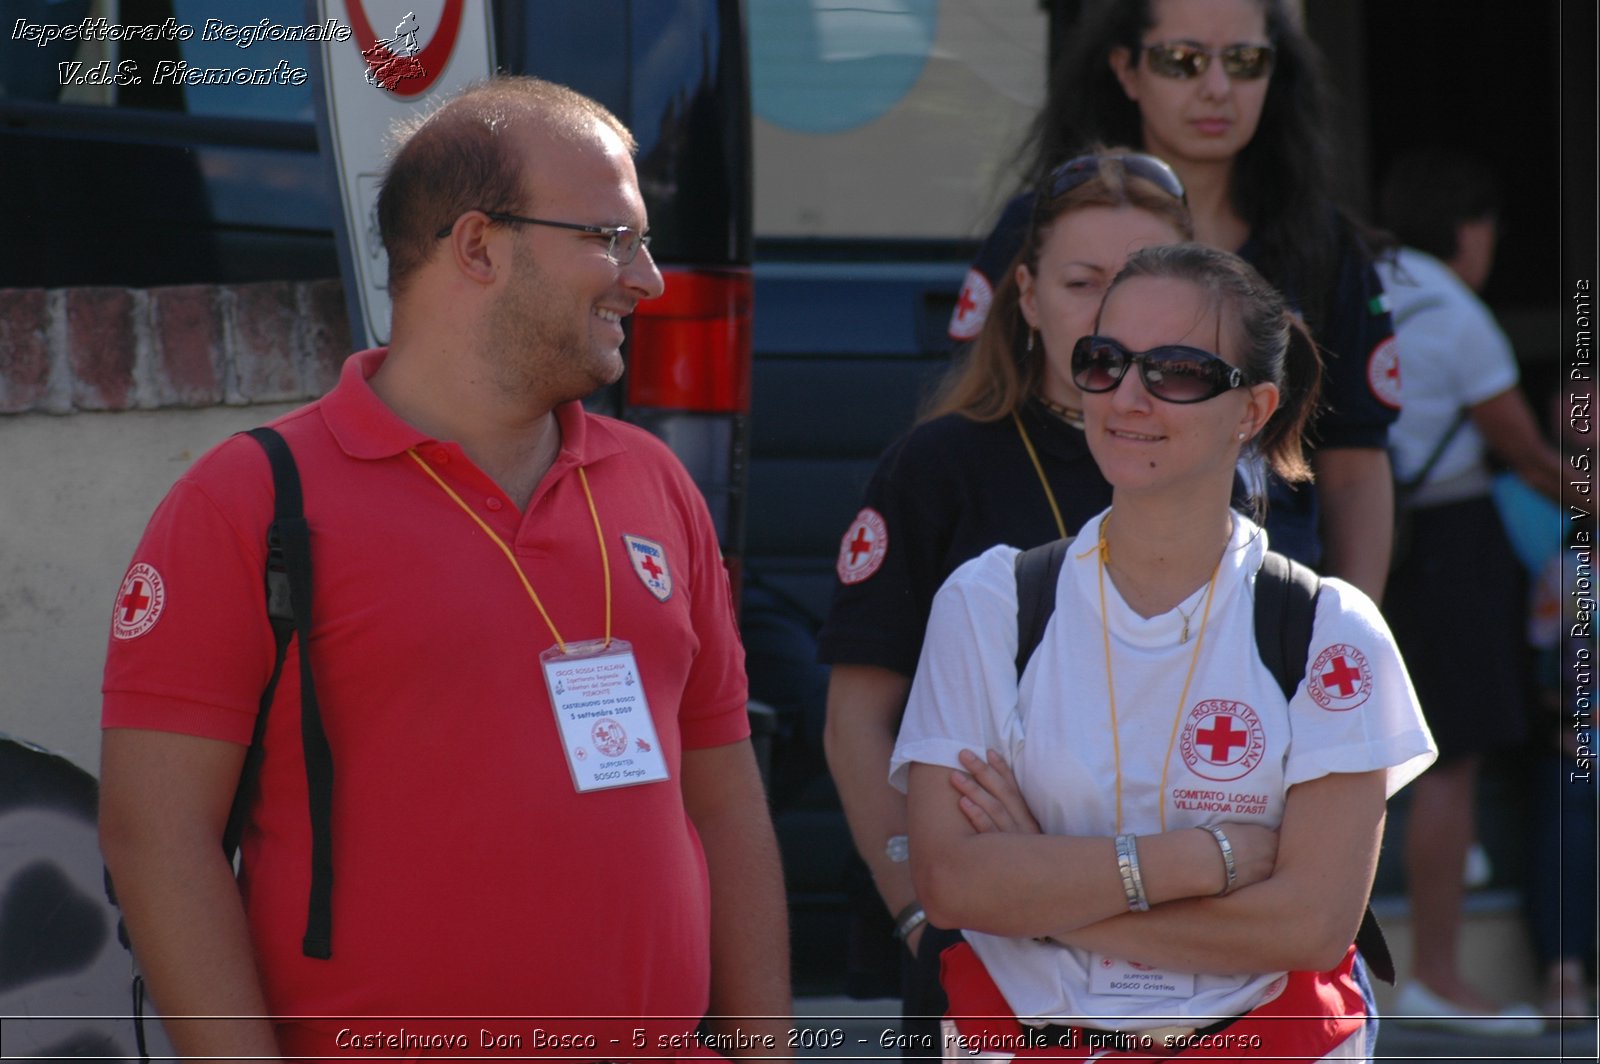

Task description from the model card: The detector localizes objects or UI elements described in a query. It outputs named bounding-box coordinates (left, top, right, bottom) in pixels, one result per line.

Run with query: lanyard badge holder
left=541, top=638, right=668, bottom=791
left=408, top=448, right=670, bottom=792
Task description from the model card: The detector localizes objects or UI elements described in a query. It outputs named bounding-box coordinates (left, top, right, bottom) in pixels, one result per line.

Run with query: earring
left=1026, top=328, right=1036, bottom=353
left=1237, top=431, right=1247, bottom=441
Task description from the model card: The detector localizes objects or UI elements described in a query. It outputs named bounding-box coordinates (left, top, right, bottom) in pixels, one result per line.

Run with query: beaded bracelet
left=1204, top=825, right=1238, bottom=895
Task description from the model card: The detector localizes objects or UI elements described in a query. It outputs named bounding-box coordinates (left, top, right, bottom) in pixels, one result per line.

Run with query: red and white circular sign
left=836, top=508, right=889, bottom=585
left=112, top=563, right=166, bottom=641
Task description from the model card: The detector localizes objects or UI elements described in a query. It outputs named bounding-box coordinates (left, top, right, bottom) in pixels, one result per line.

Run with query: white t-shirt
left=890, top=511, right=1436, bottom=1029
left=1378, top=248, right=1519, bottom=502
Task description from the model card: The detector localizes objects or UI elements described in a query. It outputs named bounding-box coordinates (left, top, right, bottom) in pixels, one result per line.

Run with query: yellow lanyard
left=405, top=448, right=612, bottom=654
left=1087, top=518, right=1223, bottom=833
left=1012, top=412, right=1068, bottom=539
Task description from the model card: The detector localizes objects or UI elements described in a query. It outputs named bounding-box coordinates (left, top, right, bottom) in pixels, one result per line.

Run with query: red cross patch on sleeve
left=111, top=563, right=166, bottom=640
left=1307, top=644, right=1374, bottom=710
left=948, top=268, right=993, bottom=341
left=836, top=508, right=888, bottom=585
left=1366, top=336, right=1401, bottom=410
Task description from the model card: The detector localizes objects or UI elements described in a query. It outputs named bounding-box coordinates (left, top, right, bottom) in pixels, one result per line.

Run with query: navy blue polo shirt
left=817, top=399, right=1113, bottom=677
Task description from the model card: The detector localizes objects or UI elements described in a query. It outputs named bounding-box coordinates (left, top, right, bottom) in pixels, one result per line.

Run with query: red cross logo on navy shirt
left=848, top=527, right=876, bottom=565
left=954, top=285, right=978, bottom=323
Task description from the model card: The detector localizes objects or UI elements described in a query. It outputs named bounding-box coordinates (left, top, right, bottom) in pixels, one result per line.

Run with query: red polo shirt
left=104, top=349, right=749, bottom=1050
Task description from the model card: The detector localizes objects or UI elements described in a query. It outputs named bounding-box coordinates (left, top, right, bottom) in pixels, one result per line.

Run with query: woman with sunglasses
left=895, top=244, right=1434, bottom=1061
left=819, top=153, right=1191, bottom=1054
left=950, top=0, right=1397, bottom=601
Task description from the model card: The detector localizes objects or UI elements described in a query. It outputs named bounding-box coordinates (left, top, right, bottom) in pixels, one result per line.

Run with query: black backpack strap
left=1014, top=539, right=1070, bottom=680
left=1253, top=550, right=1319, bottom=702
left=240, top=427, right=335, bottom=960
left=1253, top=551, right=1395, bottom=984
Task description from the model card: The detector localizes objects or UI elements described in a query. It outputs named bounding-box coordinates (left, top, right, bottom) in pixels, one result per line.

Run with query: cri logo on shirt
left=1307, top=645, right=1374, bottom=711
left=111, top=563, right=166, bottom=641
left=1179, top=700, right=1266, bottom=782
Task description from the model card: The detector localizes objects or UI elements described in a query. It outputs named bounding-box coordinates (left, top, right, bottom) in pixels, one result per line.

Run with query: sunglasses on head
left=1071, top=335, right=1248, bottom=404
left=1039, top=152, right=1187, bottom=207
left=1141, top=41, right=1276, bottom=80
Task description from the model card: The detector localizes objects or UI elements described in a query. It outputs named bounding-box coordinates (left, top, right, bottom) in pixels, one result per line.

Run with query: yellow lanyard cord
left=405, top=449, right=612, bottom=653
left=1093, top=518, right=1223, bottom=833
left=1012, top=412, right=1068, bottom=539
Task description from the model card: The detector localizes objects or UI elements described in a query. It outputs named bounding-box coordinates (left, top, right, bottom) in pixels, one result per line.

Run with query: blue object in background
left=0, top=0, right=93, bottom=100
left=750, top=0, right=935, bottom=133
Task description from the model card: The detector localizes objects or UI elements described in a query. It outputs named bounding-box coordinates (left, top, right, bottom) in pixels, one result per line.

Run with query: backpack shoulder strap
left=237, top=427, right=336, bottom=961
left=1253, top=550, right=1395, bottom=983
left=1252, top=550, right=1320, bottom=702
left=1013, top=539, right=1070, bottom=681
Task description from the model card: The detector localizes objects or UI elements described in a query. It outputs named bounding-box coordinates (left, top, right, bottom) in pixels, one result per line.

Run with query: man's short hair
left=377, top=76, right=636, bottom=297
left=1378, top=147, right=1499, bottom=261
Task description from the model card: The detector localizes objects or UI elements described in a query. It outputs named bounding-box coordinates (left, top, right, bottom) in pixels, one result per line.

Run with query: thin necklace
left=1092, top=516, right=1223, bottom=833
left=1175, top=594, right=1203, bottom=645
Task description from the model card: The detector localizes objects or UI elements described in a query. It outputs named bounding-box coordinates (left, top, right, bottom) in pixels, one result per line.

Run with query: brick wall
left=0, top=279, right=351, bottom=415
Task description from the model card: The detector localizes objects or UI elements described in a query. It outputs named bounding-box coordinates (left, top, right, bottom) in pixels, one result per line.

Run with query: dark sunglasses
left=1071, top=335, right=1248, bottom=404
left=1141, top=41, right=1276, bottom=80
left=1040, top=152, right=1187, bottom=207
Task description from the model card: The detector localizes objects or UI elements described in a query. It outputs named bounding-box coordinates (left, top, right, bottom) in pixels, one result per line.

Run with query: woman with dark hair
left=949, top=0, right=1398, bottom=599
left=897, top=244, right=1435, bottom=1061
left=820, top=152, right=1191, bottom=1052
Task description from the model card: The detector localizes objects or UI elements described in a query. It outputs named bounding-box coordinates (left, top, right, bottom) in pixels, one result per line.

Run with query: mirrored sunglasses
left=1142, top=41, right=1275, bottom=80
left=1071, top=335, right=1248, bottom=404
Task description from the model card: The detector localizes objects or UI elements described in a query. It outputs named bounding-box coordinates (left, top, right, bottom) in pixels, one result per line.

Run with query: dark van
left=0, top=0, right=752, bottom=569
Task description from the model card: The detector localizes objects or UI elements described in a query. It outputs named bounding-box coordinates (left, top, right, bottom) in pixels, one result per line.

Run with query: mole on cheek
left=1149, top=461, right=1157, bottom=468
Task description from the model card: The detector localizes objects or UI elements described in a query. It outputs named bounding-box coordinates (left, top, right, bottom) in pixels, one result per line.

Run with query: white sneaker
left=1394, top=981, right=1545, bottom=1037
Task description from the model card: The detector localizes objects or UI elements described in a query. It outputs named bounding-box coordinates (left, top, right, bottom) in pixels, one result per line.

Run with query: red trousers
left=941, top=941, right=1366, bottom=1061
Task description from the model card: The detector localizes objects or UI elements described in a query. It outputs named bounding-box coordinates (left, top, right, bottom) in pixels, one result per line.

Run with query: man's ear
left=440, top=212, right=502, bottom=286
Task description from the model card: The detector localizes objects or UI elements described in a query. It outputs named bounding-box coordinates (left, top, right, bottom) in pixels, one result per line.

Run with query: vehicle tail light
left=627, top=268, right=752, bottom=414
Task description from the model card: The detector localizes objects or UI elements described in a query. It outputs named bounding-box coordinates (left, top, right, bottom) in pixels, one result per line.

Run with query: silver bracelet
left=1114, top=833, right=1150, bottom=912
left=885, top=834, right=910, bottom=863
left=893, top=901, right=927, bottom=942
left=1205, top=825, right=1238, bottom=895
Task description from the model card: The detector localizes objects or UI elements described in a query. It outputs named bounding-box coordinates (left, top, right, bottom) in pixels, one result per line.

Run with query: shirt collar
left=320, top=348, right=629, bottom=469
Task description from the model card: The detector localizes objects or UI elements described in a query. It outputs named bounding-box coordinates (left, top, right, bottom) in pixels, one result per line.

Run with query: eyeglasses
left=434, top=210, right=651, bottom=266
left=1141, top=41, right=1276, bottom=80
left=1071, top=335, right=1247, bottom=403
left=1039, top=152, right=1187, bottom=206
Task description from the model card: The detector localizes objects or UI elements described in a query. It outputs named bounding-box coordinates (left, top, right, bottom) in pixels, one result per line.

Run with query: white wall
left=0, top=404, right=295, bottom=774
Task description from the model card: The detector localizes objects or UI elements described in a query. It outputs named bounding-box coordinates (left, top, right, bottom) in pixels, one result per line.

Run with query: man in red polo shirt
left=99, top=76, right=790, bottom=1061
